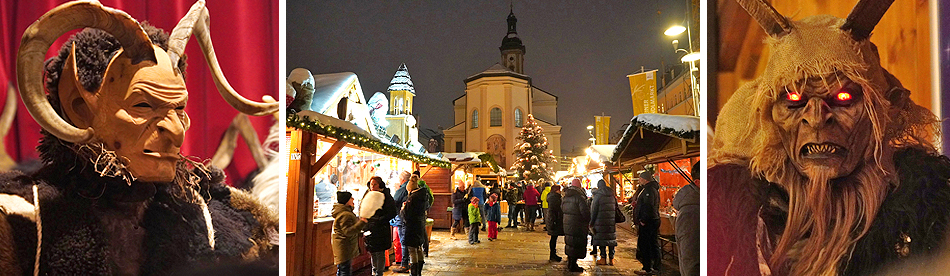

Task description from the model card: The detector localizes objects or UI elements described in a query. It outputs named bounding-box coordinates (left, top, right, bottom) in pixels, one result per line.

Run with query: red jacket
left=523, top=185, right=540, bottom=206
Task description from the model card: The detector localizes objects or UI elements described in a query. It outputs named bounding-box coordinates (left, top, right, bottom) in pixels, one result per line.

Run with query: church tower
left=388, top=63, right=415, bottom=115
left=499, top=7, right=525, bottom=74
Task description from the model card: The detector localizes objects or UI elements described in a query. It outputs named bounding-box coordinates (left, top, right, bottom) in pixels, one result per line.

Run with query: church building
left=443, top=9, right=562, bottom=170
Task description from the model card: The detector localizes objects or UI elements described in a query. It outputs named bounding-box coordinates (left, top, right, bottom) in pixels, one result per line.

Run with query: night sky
left=288, top=0, right=690, bottom=155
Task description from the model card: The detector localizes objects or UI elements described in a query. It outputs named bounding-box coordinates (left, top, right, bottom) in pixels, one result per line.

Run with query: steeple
left=499, top=6, right=525, bottom=74
left=388, top=63, right=415, bottom=115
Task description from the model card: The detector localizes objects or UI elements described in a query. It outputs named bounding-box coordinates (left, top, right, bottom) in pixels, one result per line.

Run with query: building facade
left=443, top=10, right=562, bottom=170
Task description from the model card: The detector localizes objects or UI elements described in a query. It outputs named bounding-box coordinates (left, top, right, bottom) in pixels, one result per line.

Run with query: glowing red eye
left=837, top=91, right=852, bottom=101
left=787, top=93, right=801, bottom=101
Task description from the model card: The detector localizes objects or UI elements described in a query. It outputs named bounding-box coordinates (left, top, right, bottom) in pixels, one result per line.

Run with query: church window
left=456, top=142, right=463, bottom=152
left=471, top=109, right=479, bottom=128
left=490, top=108, right=502, bottom=127
left=514, top=109, right=523, bottom=127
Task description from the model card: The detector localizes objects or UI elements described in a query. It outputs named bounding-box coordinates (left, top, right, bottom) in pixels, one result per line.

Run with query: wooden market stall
left=610, top=114, right=699, bottom=260
left=286, top=111, right=450, bottom=276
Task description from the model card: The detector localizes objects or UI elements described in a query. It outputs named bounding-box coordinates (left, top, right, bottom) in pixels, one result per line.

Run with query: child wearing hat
left=332, top=191, right=367, bottom=276
left=467, top=197, right=482, bottom=245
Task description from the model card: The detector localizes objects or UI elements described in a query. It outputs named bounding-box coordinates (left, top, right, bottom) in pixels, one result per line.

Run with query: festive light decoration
left=288, top=113, right=450, bottom=168
left=510, top=114, right=556, bottom=182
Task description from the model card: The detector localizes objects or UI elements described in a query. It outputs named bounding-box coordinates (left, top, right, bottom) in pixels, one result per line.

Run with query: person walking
left=546, top=185, right=564, bottom=262
left=523, top=182, right=541, bottom=231
left=467, top=197, right=482, bottom=245
left=363, top=177, right=398, bottom=276
left=505, top=182, right=523, bottom=228
left=451, top=180, right=468, bottom=239
left=411, top=171, right=434, bottom=256
left=634, top=172, right=661, bottom=275
left=673, top=163, right=700, bottom=276
left=331, top=191, right=367, bottom=276
left=401, top=179, right=430, bottom=276
left=485, top=194, right=502, bottom=241
left=590, top=179, right=618, bottom=266
left=562, top=179, right=591, bottom=272
left=390, top=171, right=412, bottom=273
left=468, top=179, right=488, bottom=231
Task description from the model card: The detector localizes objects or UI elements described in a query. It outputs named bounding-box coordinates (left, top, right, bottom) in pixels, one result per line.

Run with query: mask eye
left=831, top=83, right=862, bottom=106
left=783, top=91, right=806, bottom=108
left=836, top=91, right=851, bottom=101
left=133, top=102, right=152, bottom=108
left=787, top=93, right=802, bottom=101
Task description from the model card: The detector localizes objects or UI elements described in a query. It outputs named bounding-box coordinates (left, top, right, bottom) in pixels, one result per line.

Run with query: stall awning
left=289, top=111, right=450, bottom=168
left=611, top=114, right=699, bottom=165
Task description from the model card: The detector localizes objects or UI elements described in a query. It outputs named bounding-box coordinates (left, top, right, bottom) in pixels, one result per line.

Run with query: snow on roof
left=442, top=152, right=485, bottom=163
left=464, top=63, right=529, bottom=81
left=631, top=114, right=700, bottom=139
left=297, top=110, right=378, bottom=140
left=310, top=72, right=359, bottom=113
left=589, top=145, right=617, bottom=162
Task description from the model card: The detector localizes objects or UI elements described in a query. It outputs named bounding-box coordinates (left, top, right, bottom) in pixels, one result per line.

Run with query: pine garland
left=288, top=113, right=450, bottom=168
left=510, top=114, right=555, bottom=182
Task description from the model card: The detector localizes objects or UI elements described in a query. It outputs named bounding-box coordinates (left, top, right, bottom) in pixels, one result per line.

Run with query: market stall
left=285, top=70, right=449, bottom=276
left=611, top=114, right=699, bottom=260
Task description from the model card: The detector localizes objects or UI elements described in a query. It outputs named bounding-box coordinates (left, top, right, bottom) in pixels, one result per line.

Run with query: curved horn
left=1, top=83, right=16, bottom=138
left=211, top=113, right=266, bottom=170
left=736, top=0, right=792, bottom=37
left=841, top=0, right=894, bottom=41
left=169, top=0, right=279, bottom=116
left=17, top=0, right=155, bottom=143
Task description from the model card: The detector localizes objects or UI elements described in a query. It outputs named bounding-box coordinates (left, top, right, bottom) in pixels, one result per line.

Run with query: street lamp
left=665, top=21, right=700, bottom=116
left=664, top=25, right=686, bottom=36
left=586, top=125, right=595, bottom=146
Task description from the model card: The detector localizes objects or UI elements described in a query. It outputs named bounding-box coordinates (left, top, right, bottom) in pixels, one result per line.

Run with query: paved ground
left=356, top=217, right=681, bottom=276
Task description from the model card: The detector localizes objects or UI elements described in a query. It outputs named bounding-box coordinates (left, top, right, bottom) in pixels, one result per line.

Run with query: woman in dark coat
left=401, top=180, right=430, bottom=276
left=451, top=181, right=469, bottom=239
left=546, top=185, right=564, bottom=262
left=561, top=179, right=591, bottom=272
left=363, top=177, right=397, bottom=276
left=590, top=179, right=618, bottom=265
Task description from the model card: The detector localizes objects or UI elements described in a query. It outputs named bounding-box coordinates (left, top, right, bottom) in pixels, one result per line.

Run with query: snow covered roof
left=464, top=63, right=530, bottom=83
left=588, top=145, right=617, bottom=162
left=310, top=72, right=360, bottom=114
left=630, top=114, right=699, bottom=140
left=297, top=110, right=378, bottom=141
left=611, top=114, right=700, bottom=163
left=443, top=152, right=484, bottom=163
left=388, top=63, right=415, bottom=94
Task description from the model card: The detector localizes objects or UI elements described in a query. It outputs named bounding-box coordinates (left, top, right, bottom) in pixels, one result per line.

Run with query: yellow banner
left=594, top=116, right=610, bottom=145
left=628, top=70, right=658, bottom=115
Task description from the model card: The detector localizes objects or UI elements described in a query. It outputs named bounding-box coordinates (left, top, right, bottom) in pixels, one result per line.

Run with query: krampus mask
left=17, top=0, right=278, bottom=183
left=711, top=0, right=939, bottom=274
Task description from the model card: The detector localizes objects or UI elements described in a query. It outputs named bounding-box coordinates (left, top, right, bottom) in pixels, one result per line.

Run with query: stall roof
left=441, top=152, right=500, bottom=172
left=289, top=111, right=450, bottom=168
left=589, top=145, right=617, bottom=162
left=611, top=114, right=700, bottom=164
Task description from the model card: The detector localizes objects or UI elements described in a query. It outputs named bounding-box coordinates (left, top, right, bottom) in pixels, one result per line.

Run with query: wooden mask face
left=59, top=45, right=190, bottom=182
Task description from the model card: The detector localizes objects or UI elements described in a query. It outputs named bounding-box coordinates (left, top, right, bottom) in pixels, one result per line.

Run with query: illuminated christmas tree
left=510, top=114, right=555, bottom=182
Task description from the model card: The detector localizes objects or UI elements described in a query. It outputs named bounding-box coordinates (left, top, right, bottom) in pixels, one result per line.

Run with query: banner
left=594, top=116, right=610, bottom=145
left=628, top=70, right=658, bottom=115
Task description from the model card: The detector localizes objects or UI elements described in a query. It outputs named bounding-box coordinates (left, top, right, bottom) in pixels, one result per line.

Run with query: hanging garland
left=288, top=113, right=450, bottom=168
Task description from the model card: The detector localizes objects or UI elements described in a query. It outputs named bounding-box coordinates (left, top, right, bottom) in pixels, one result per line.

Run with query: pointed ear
left=57, top=42, right=95, bottom=129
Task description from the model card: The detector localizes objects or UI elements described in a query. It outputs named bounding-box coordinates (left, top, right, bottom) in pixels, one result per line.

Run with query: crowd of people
left=330, top=164, right=700, bottom=276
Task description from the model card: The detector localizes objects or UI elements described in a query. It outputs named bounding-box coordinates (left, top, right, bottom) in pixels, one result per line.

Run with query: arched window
left=471, top=109, right=479, bottom=128
left=514, top=109, right=523, bottom=127
left=490, top=108, right=502, bottom=127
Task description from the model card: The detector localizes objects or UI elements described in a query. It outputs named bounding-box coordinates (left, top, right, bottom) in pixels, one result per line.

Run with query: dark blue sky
left=288, top=0, right=692, bottom=154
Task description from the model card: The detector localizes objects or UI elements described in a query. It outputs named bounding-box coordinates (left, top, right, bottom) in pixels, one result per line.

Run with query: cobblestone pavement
left=357, top=218, right=681, bottom=276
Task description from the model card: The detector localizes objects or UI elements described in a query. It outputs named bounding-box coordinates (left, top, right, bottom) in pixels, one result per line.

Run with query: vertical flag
left=594, top=116, right=610, bottom=145
left=628, top=70, right=658, bottom=115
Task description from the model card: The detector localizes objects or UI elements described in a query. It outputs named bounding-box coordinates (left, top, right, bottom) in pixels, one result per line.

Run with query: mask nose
left=157, top=109, right=185, bottom=147
left=801, top=97, right=833, bottom=128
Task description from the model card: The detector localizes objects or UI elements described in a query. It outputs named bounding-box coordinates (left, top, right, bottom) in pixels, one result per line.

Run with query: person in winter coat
left=363, top=177, right=397, bottom=276
left=410, top=172, right=433, bottom=256
left=505, top=182, right=523, bottom=228
left=546, top=185, right=564, bottom=262
left=485, top=194, right=502, bottom=241
left=401, top=179, right=429, bottom=276
left=634, top=172, right=661, bottom=275
left=451, top=180, right=469, bottom=239
left=562, top=179, right=591, bottom=272
left=590, top=179, right=618, bottom=266
left=389, top=171, right=412, bottom=273
left=541, top=182, right=552, bottom=225
left=673, top=163, right=700, bottom=276
left=468, top=179, right=489, bottom=231
left=523, top=183, right=542, bottom=231
left=332, top=191, right=367, bottom=276
left=468, top=197, right=482, bottom=244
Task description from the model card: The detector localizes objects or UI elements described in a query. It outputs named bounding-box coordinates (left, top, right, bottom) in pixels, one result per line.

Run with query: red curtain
left=0, top=0, right=278, bottom=186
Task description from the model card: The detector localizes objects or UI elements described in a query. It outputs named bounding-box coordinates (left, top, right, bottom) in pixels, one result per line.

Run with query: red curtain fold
left=0, top=0, right=278, bottom=186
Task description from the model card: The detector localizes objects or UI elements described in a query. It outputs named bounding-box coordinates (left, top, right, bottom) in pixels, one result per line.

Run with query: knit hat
left=570, top=179, right=581, bottom=187
left=550, top=185, right=561, bottom=193
left=639, top=171, right=656, bottom=183
left=337, top=191, right=352, bottom=204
